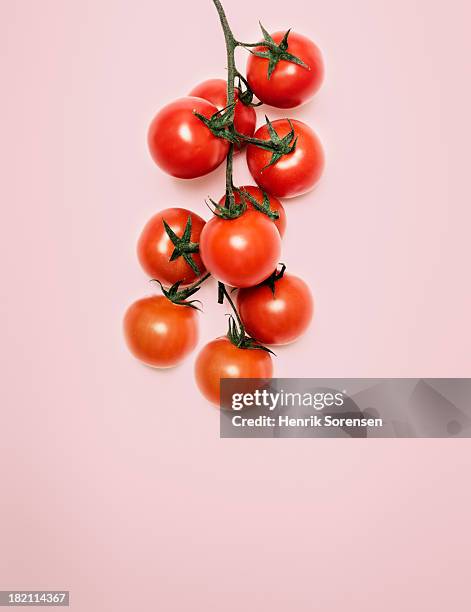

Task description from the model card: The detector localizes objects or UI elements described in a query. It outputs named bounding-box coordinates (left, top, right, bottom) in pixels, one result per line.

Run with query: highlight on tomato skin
left=137, top=208, right=206, bottom=287
left=237, top=273, right=314, bottom=345
left=218, top=186, right=287, bottom=237
left=188, top=79, right=256, bottom=148
left=199, top=210, right=282, bottom=288
left=246, top=119, right=324, bottom=199
left=194, top=336, right=274, bottom=406
left=147, top=97, right=230, bottom=179
left=247, top=31, right=324, bottom=109
left=123, top=296, right=199, bottom=368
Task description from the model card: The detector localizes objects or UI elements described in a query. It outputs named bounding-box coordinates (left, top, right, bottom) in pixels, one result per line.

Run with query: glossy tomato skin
left=194, top=337, right=273, bottom=405
left=189, top=79, right=256, bottom=146
left=123, top=296, right=198, bottom=368
left=199, top=210, right=281, bottom=288
left=247, top=32, right=324, bottom=108
left=147, top=97, right=229, bottom=179
left=218, top=186, right=286, bottom=237
left=137, top=208, right=206, bottom=286
left=247, top=119, right=324, bottom=198
left=238, top=274, right=313, bottom=345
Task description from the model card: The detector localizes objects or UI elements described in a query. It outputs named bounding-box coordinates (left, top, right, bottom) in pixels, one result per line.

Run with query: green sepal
left=236, top=188, right=279, bottom=221
left=206, top=194, right=246, bottom=220
left=194, top=104, right=240, bottom=144
left=162, top=215, right=200, bottom=276
left=261, top=116, right=297, bottom=169
left=153, top=279, right=203, bottom=311
left=250, top=24, right=309, bottom=80
left=226, top=315, right=276, bottom=354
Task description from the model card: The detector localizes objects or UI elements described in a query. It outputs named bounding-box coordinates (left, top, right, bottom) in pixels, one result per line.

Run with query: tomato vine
left=186, top=0, right=306, bottom=349
left=126, top=0, right=323, bottom=384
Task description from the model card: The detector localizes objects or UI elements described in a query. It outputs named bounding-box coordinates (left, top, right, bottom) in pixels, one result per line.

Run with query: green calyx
left=240, top=116, right=297, bottom=168
left=205, top=111, right=297, bottom=168
left=206, top=192, right=246, bottom=220
left=262, top=263, right=286, bottom=296
left=261, top=116, right=297, bottom=168
left=226, top=315, right=274, bottom=353
left=218, top=282, right=275, bottom=354
left=236, top=187, right=279, bottom=221
left=195, top=98, right=297, bottom=171
left=163, top=215, right=200, bottom=275
left=194, top=104, right=240, bottom=145
left=249, top=24, right=309, bottom=80
left=154, top=278, right=208, bottom=310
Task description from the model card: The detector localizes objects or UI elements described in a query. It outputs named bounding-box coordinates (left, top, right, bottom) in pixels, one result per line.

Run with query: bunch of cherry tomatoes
left=123, top=0, right=325, bottom=406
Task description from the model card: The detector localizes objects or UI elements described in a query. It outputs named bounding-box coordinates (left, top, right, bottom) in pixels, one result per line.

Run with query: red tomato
left=199, top=210, right=281, bottom=288
left=246, top=119, right=324, bottom=198
left=189, top=79, right=256, bottom=146
left=147, top=97, right=229, bottom=179
left=237, top=273, right=313, bottom=345
left=123, top=296, right=198, bottom=368
left=247, top=31, right=324, bottom=108
left=195, top=337, right=273, bottom=405
left=137, top=208, right=206, bottom=286
left=218, top=186, right=286, bottom=237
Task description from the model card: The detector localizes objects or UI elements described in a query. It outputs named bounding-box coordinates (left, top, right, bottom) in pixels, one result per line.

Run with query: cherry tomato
left=246, top=119, right=324, bottom=198
left=123, top=296, right=198, bottom=368
left=195, top=337, right=273, bottom=405
left=238, top=273, right=313, bottom=345
left=218, top=186, right=286, bottom=237
left=199, top=210, right=281, bottom=288
left=247, top=31, right=324, bottom=108
left=147, top=97, right=229, bottom=179
left=137, top=208, right=206, bottom=286
left=189, top=79, right=256, bottom=147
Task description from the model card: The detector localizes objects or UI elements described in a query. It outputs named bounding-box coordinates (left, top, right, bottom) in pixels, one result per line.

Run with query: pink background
left=1, top=0, right=470, bottom=610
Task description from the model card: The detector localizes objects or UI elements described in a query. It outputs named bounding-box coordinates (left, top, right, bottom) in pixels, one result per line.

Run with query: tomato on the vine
left=189, top=79, right=256, bottom=147
left=218, top=185, right=286, bottom=237
left=147, top=97, right=229, bottom=179
left=123, top=296, right=198, bottom=368
left=237, top=271, right=313, bottom=345
left=194, top=337, right=273, bottom=405
left=246, top=119, right=324, bottom=198
left=247, top=31, right=324, bottom=108
left=199, top=210, right=281, bottom=288
left=137, top=208, right=206, bottom=286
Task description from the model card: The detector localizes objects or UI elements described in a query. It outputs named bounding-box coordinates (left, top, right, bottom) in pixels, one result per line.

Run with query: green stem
left=234, top=131, right=272, bottom=148
left=187, top=272, right=211, bottom=292
left=212, top=0, right=237, bottom=108
left=212, top=0, right=238, bottom=206
left=237, top=41, right=259, bottom=47
left=225, top=143, right=235, bottom=205
left=219, top=282, right=245, bottom=333
left=210, top=3, right=275, bottom=354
